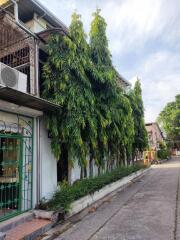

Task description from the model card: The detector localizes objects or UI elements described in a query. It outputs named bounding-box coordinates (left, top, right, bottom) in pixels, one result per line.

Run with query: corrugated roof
left=37, top=28, right=66, bottom=43
left=0, top=87, right=61, bottom=112
left=115, top=69, right=131, bottom=87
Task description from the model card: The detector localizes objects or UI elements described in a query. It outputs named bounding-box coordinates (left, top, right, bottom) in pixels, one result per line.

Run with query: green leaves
left=43, top=13, right=97, bottom=167
left=158, top=94, right=180, bottom=149
left=127, top=80, right=148, bottom=157
left=42, top=10, right=146, bottom=172
left=40, top=163, right=145, bottom=212
left=89, top=9, right=135, bottom=165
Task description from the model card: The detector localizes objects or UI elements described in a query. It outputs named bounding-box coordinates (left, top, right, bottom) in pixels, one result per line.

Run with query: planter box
left=35, top=167, right=150, bottom=223
left=68, top=167, right=150, bottom=217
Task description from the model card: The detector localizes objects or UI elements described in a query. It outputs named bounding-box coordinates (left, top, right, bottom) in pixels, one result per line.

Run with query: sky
left=39, top=0, right=180, bottom=122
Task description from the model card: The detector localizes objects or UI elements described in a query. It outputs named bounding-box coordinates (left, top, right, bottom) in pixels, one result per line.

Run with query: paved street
left=56, top=157, right=180, bottom=240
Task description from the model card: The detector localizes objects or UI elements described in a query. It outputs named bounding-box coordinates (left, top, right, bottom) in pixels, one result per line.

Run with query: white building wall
left=40, top=119, right=57, bottom=199
left=71, top=160, right=81, bottom=184
left=70, top=157, right=99, bottom=184
left=93, top=161, right=99, bottom=177
left=25, top=13, right=47, bottom=33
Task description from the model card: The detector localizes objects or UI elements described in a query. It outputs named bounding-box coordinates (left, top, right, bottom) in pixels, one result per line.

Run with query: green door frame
left=0, top=134, right=23, bottom=221
left=0, top=111, right=34, bottom=222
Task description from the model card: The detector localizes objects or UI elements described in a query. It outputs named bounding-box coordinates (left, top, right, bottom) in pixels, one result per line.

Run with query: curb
left=40, top=167, right=151, bottom=240
left=68, top=167, right=151, bottom=217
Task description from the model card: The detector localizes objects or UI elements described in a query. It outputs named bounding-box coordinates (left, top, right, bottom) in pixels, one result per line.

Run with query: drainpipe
left=35, top=41, right=40, bottom=97
left=10, top=0, right=38, bottom=39
left=36, top=117, right=41, bottom=204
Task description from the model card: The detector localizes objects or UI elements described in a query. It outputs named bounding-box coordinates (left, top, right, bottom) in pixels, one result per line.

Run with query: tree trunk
left=89, top=154, right=93, bottom=177
left=57, top=143, right=68, bottom=182
left=84, top=166, right=87, bottom=178
left=98, top=166, right=101, bottom=176
left=80, top=166, right=83, bottom=179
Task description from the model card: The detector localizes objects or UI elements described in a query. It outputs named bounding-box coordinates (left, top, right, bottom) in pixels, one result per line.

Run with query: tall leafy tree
left=89, top=9, right=134, bottom=169
left=158, top=94, right=180, bottom=149
left=42, top=10, right=140, bottom=181
left=43, top=13, right=97, bottom=177
left=90, top=9, right=112, bottom=70
left=128, top=80, right=148, bottom=159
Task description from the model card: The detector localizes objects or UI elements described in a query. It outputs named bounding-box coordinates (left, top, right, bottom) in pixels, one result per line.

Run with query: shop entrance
left=0, top=135, right=22, bottom=220
left=0, top=113, right=33, bottom=222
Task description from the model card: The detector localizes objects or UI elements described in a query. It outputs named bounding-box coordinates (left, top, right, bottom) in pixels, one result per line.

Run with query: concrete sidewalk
left=55, top=157, right=180, bottom=240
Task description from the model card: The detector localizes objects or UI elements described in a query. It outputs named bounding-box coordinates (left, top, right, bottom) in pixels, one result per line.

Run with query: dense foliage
left=128, top=80, right=148, bottom=159
left=42, top=10, right=147, bottom=177
left=89, top=9, right=134, bottom=170
left=43, top=13, right=97, bottom=170
left=39, top=163, right=146, bottom=212
left=157, top=142, right=169, bottom=160
left=158, top=94, right=180, bottom=149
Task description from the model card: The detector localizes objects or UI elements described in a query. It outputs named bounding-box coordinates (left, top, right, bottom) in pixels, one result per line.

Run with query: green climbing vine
left=42, top=10, right=147, bottom=176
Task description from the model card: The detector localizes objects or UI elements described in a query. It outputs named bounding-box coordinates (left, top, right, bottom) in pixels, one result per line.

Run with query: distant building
left=145, top=122, right=164, bottom=150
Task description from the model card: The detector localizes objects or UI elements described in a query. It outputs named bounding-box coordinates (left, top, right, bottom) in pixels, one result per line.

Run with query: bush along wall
left=39, top=163, right=146, bottom=212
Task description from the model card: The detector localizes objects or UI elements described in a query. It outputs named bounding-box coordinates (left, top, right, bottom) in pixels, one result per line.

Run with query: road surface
left=56, top=157, right=180, bottom=240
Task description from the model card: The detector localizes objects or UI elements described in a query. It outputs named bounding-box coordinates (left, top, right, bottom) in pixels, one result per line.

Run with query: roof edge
left=115, top=69, right=131, bottom=86
left=29, top=0, right=68, bottom=34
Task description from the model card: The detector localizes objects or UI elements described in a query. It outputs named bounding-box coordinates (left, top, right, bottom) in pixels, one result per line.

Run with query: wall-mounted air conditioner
left=0, top=62, right=27, bottom=93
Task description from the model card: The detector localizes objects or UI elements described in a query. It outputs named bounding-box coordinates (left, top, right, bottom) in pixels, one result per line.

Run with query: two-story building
left=145, top=122, right=164, bottom=150
left=0, top=0, right=131, bottom=222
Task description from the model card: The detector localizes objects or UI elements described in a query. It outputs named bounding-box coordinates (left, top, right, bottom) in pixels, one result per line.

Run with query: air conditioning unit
left=0, top=62, right=27, bottom=93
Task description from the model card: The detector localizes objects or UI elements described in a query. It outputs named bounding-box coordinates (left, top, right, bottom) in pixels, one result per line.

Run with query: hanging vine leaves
left=43, top=13, right=97, bottom=168
left=42, top=10, right=147, bottom=175
left=89, top=9, right=134, bottom=167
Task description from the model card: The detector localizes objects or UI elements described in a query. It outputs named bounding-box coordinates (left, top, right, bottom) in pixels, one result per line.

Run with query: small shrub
left=39, top=163, right=146, bottom=212
left=157, top=142, right=169, bottom=160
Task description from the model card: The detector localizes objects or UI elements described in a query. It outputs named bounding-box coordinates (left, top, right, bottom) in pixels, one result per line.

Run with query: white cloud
left=103, top=0, right=162, bottom=55
left=100, top=0, right=180, bottom=56
left=131, top=51, right=180, bottom=122
left=145, top=106, right=160, bottom=123
left=129, top=76, right=138, bottom=87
